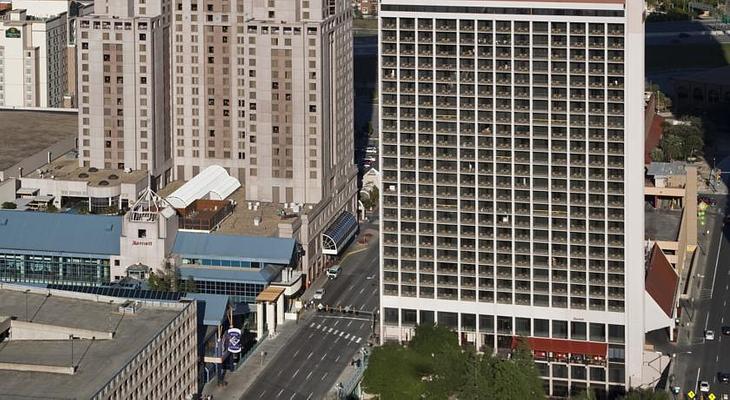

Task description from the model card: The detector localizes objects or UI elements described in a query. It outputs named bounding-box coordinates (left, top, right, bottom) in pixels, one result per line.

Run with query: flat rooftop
left=645, top=206, right=683, bottom=242
left=0, top=288, right=183, bottom=400
left=216, top=187, right=305, bottom=237
left=25, top=155, right=148, bottom=187
left=0, top=110, right=76, bottom=171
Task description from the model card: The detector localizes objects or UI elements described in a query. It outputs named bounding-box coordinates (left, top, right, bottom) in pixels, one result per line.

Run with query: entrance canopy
left=322, top=211, right=358, bottom=256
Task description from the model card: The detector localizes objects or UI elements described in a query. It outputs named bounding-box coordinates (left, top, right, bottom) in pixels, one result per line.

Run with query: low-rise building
left=0, top=284, right=198, bottom=400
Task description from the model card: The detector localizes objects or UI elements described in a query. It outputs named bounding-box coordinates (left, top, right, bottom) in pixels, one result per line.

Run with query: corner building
left=378, top=0, right=645, bottom=397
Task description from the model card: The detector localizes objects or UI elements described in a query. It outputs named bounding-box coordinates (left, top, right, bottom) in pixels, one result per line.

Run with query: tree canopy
left=363, top=325, right=545, bottom=400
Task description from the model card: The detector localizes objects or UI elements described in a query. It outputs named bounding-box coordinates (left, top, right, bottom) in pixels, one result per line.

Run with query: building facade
left=0, top=8, right=67, bottom=107
left=378, top=0, right=644, bottom=397
left=171, top=0, right=356, bottom=206
left=76, top=0, right=172, bottom=187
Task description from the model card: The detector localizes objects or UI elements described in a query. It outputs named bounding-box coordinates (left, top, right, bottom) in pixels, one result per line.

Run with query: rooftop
left=644, top=206, right=682, bottom=242
left=646, top=161, right=686, bottom=178
left=0, top=286, right=185, bottom=400
left=216, top=187, right=313, bottom=237
left=645, top=244, right=679, bottom=318
left=0, top=210, right=122, bottom=256
left=24, top=155, right=148, bottom=186
left=0, top=110, right=76, bottom=172
left=173, top=231, right=296, bottom=264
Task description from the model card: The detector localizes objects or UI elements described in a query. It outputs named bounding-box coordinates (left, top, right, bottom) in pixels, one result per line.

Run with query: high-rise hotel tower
left=378, top=0, right=645, bottom=396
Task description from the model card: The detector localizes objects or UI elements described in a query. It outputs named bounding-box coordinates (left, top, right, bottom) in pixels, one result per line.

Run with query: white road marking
left=706, top=312, right=710, bottom=330
left=316, top=324, right=321, bottom=329
left=306, top=393, right=313, bottom=400
left=306, top=371, right=313, bottom=380
left=293, top=368, right=301, bottom=378
left=335, top=355, right=340, bottom=362
left=711, top=230, right=724, bottom=297
left=696, top=368, right=701, bottom=395
left=294, top=349, right=301, bottom=358
left=277, top=369, right=284, bottom=377
left=333, top=320, right=340, bottom=327
left=258, top=391, right=267, bottom=399
left=334, top=336, right=340, bottom=344
left=321, top=353, right=327, bottom=361
left=307, top=351, right=313, bottom=360
left=322, top=372, right=328, bottom=381
left=339, top=331, right=344, bottom=337
left=723, top=316, right=725, bottom=324
left=359, top=287, right=365, bottom=294
left=717, top=354, right=720, bottom=363
left=308, top=333, right=314, bottom=339
left=360, top=322, right=365, bottom=329
left=347, top=320, right=353, bottom=327
left=309, top=322, right=315, bottom=328
left=327, top=327, right=333, bottom=333
left=356, top=337, right=362, bottom=343
left=290, top=394, right=297, bottom=400
left=277, top=389, right=284, bottom=398
left=345, top=334, right=351, bottom=339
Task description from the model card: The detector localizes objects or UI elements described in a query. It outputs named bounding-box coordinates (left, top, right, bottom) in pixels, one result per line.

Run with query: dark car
left=678, top=32, right=690, bottom=38
left=719, top=372, right=730, bottom=383
left=723, top=326, right=730, bottom=335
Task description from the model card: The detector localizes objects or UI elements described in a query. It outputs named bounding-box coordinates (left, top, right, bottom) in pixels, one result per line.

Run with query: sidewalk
left=200, top=317, right=307, bottom=400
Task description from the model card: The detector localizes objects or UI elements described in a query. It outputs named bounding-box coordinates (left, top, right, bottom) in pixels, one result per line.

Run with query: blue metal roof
left=0, top=211, right=121, bottom=256
left=182, top=293, right=230, bottom=326
left=172, top=231, right=295, bottom=264
left=178, top=264, right=282, bottom=284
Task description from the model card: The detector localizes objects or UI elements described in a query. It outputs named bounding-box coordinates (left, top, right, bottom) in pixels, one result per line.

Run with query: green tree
left=650, top=147, right=665, bottom=162
left=182, top=276, right=197, bottom=293
left=661, top=133, right=685, bottom=160
left=1, top=202, right=17, bottom=209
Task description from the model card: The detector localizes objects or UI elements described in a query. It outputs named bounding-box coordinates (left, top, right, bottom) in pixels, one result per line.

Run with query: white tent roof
left=166, top=165, right=241, bottom=209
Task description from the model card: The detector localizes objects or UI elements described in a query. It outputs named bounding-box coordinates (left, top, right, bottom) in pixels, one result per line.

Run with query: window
left=138, top=229, right=147, bottom=238
left=534, top=319, right=550, bottom=337
left=571, top=321, right=587, bottom=340
left=420, top=310, right=435, bottom=325
left=552, top=320, right=568, bottom=339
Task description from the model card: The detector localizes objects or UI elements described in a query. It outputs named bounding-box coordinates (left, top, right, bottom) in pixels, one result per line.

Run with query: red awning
left=512, top=337, right=607, bottom=357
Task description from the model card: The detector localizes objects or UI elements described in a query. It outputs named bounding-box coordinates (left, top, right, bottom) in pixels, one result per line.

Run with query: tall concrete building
left=171, top=0, right=356, bottom=207
left=76, top=0, right=172, bottom=187
left=0, top=8, right=67, bottom=107
left=378, top=0, right=645, bottom=397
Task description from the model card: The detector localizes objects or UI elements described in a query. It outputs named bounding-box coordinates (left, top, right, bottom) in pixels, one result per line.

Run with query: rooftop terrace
left=645, top=206, right=683, bottom=242
left=25, top=155, right=148, bottom=186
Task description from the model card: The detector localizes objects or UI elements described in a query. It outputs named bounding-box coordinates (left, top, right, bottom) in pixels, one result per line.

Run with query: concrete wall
left=0, top=178, right=19, bottom=203
left=9, top=320, right=113, bottom=341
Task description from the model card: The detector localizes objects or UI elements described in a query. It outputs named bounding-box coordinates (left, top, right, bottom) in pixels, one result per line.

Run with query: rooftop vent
left=78, top=173, right=89, bottom=179
left=108, top=174, right=119, bottom=180
left=88, top=167, right=99, bottom=172
left=98, top=180, right=109, bottom=186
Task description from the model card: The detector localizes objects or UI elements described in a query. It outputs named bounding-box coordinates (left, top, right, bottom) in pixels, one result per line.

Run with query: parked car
left=700, top=381, right=711, bottom=393
left=722, top=326, right=730, bottom=335
left=705, top=330, right=715, bottom=340
left=718, top=372, right=730, bottom=383
left=313, top=288, right=325, bottom=300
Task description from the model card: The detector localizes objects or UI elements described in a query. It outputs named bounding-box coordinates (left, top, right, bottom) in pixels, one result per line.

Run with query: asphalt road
left=672, top=194, right=730, bottom=399
left=240, top=228, right=380, bottom=400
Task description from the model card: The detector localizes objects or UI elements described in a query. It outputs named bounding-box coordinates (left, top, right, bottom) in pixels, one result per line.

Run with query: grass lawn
left=646, top=43, right=730, bottom=72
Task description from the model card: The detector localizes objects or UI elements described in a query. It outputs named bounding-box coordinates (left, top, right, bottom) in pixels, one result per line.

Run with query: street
left=240, top=225, right=379, bottom=400
left=671, top=194, right=730, bottom=399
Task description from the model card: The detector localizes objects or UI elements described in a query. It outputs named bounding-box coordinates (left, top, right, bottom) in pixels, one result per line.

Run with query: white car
left=706, top=330, right=715, bottom=341
left=700, top=381, right=710, bottom=393
left=313, top=288, right=325, bottom=300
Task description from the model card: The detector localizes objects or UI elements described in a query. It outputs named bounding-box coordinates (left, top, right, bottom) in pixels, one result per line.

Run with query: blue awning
left=322, top=211, right=358, bottom=255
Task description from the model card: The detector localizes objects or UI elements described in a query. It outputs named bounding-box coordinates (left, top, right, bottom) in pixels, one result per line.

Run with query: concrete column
left=256, top=302, right=264, bottom=340
left=276, top=295, right=285, bottom=325
left=266, top=301, right=276, bottom=336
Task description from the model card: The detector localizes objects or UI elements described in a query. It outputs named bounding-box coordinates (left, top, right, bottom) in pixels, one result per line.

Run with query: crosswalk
left=308, top=321, right=364, bottom=344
